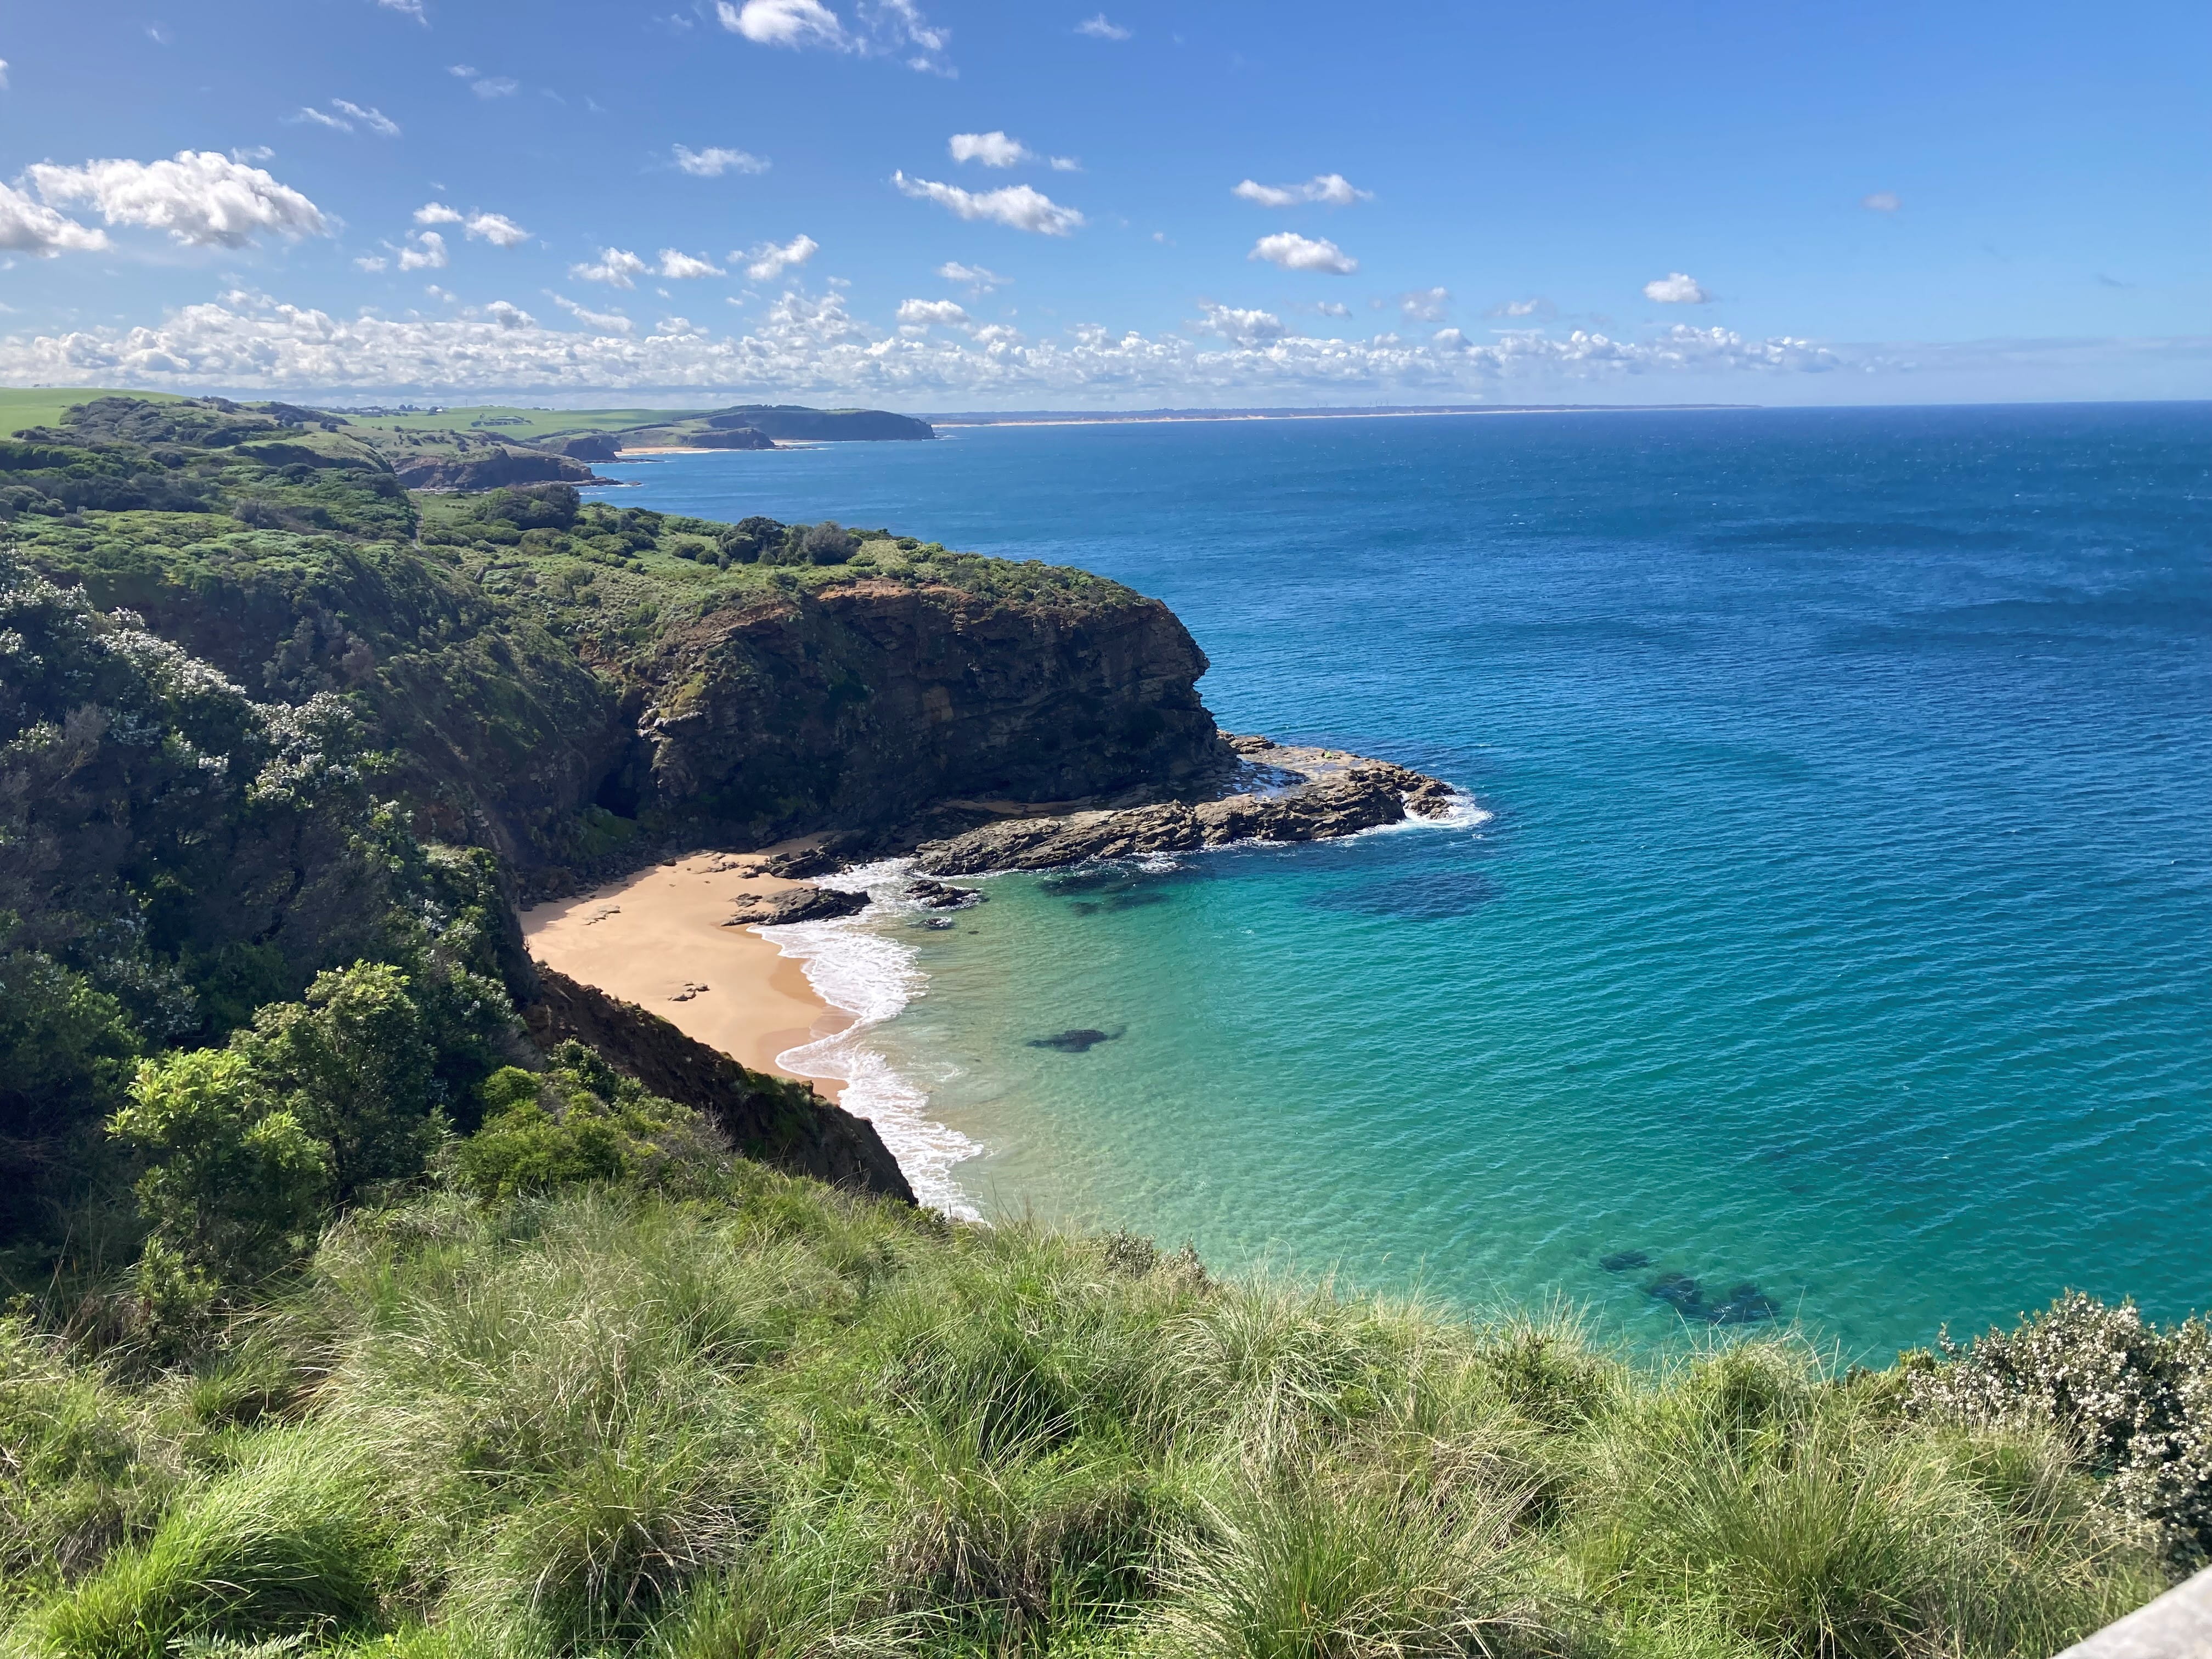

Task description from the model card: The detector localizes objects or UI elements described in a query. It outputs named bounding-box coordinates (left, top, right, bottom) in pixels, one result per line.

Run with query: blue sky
left=1, top=0, right=2205, bottom=407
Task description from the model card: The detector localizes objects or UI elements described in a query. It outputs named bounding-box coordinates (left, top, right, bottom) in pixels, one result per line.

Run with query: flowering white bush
left=1907, top=1291, right=2212, bottom=1570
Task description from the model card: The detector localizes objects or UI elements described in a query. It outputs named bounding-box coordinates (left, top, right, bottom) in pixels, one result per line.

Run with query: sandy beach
left=522, top=854, right=851, bottom=1098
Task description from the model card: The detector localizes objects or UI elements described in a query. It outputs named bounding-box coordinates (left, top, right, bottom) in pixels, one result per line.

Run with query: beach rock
left=906, top=877, right=985, bottom=909
left=912, top=755, right=1454, bottom=875
left=523, top=967, right=913, bottom=1203
left=723, top=885, right=867, bottom=927
left=764, top=847, right=842, bottom=879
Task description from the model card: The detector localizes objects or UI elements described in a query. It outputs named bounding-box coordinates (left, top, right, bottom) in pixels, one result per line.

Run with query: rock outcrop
left=683, top=427, right=776, bottom=450
left=913, top=740, right=1454, bottom=875
left=721, top=884, right=868, bottom=927
left=634, top=579, right=1229, bottom=839
left=523, top=966, right=913, bottom=1202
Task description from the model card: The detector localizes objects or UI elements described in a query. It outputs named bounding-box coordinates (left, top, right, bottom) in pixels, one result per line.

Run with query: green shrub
left=448, top=1047, right=724, bottom=1202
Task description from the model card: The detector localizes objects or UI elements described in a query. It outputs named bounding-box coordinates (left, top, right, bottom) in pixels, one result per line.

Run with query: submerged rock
left=1706, top=1284, right=1781, bottom=1325
left=723, top=884, right=867, bottom=927
left=1028, top=1028, right=1120, bottom=1053
left=1600, top=1249, right=1652, bottom=1272
left=1645, top=1271, right=1705, bottom=1314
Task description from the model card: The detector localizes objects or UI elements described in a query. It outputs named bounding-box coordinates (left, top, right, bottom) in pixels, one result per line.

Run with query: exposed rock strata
left=392, top=447, right=607, bottom=492
left=913, top=740, right=1454, bottom=875
left=633, top=580, right=1228, bottom=841
left=523, top=966, right=913, bottom=1202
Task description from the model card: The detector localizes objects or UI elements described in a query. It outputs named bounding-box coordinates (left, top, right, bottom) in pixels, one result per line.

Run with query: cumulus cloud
left=354, top=253, right=388, bottom=272
left=572, top=246, right=650, bottom=287
left=26, top=151, right=328, bottom=248
left=1233, top=173, right=1370, bottom=209
left=330, top=98, right=400, bottom=136
left=950, top=131, right=1030, bottom=167
left=1487, top=296, right=1554, bottom=319
left=0, top=182, right=111, bottom=256
left=231, top=145, right=275, bottom=163
left=464, top=211, right=529, bottom=246
left=414, top=203, right=462, bottom=225
left=1311, top=300, right=1351, bottom=318
left=0, top=292, right=1858, bottom=399
left=718, top=0, right=850, bottom=47
left=1076, top=13, right=1130, bottom=38
left=893, top=172, right=1081, bottom=235
left=743, top=234, right=818, bottom=281
left=1861, top=190, right=1901, bottom=212
left=1195, top=303, right=1286, bottom=345
left=1643, top=271, right=1711, bottom=304
left=657, top=249, right=723, bottom=278
left=673, top=144, right=770, bottom=176
left=374, top=0, right=427, bottom=20
left=1249, top=232, right=1355, bottom=274
left=551, top=293, right=635, bottom=333
left=1398, top=287, right=1451, bottom=323
left=397, top=230, right=447, bottom=270
left=937, top=260, right=1006, bottom=294
left=896, top=297, right=968, bottom=325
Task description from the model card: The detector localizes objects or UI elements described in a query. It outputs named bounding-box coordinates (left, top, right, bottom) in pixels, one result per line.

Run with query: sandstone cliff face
left=630, top=579, right=1227, bottom=837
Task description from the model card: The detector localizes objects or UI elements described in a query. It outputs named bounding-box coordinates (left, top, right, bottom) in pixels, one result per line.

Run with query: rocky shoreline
left=909, top=735, right=1457, bottom=877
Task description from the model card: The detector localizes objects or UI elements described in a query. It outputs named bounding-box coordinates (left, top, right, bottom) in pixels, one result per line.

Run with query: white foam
left=1364, top=786, right=1494, bottom=836
left=754, top=857, right=984, bottom=1218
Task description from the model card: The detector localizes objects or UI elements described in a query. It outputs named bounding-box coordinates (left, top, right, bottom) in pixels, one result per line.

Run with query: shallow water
left=624, top=404, right=2212, bottom=1361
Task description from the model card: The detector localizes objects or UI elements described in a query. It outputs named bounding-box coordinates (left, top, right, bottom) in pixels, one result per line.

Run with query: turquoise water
left=622, top=405, right=2212, bottom=1360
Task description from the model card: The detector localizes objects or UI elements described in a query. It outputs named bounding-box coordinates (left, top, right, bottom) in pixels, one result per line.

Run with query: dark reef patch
left=1600, top=1249, right=1652, bottom=1272
left=1643, top=1269, right=1781, bottom=1324
left=1028, top=1027, right=1122, bottom=1053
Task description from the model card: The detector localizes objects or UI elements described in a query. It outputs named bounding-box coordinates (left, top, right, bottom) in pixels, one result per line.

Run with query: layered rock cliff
left=628, top=578, right=1226, bottom=840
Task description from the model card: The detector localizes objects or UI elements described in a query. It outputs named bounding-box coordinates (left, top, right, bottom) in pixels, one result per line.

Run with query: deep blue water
left=620, top=404, right=2212, bottom=1359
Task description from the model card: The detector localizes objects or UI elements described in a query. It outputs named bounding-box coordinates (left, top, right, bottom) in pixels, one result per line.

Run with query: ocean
left=620, top=403, right=2212, bottom=1361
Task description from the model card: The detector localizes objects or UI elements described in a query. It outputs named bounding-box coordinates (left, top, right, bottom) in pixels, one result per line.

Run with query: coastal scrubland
left=6, top=393, right=2210, bottom=1657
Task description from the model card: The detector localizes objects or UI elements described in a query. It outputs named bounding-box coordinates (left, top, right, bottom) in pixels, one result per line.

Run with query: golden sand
left=521, top=853, right=850, bottom=1098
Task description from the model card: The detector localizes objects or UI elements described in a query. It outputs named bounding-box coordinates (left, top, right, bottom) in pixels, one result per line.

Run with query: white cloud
left=572, top=246, right=650, bottom=287
left=950, top=131, right=1030, bottom=167
left=1488, top=296, right=1553, bottom=319
left=289, top=106, right=352, bottom=132
left=448, top=64, right=477, bottom=76
left=27, top=151, right=327, bottom=248
left=893, top=172, right=1082, bottom=236
left=551, top=293, right=635, bottom=334
left=330, top=99, right=400, bottom=136
left=472, top=76, right=520, bottom=98
left=1861, top=190, right=1901, bottom=212
left=715, top=0, right=949, bottom=71
left=937, top=259, right=1006, bottom=294
left=657, top=249, right=723, bottom=278
left=1643, top=271, right=1711, bottom=304
left=1311, top=300, right=1351, bottom=318
left=1076, top=13, right=1130, bottom=38
left=1249, top=231, right=1355, bottom=274
left=1398, top=286, right=1451, bottom=323
left=0, top=292, right=1865, bottom=399
left=414, top=202, right=463, bottom=225
left=718, top=0, right=852, bottom=47
left=0, top=182, right=110, bottom=256
left=742, top=234, right=819, bottom=281
left=673, top=144, right=770, bottom=177
left=465, top=212, right=529, bottom=246
left=1233, top=173, right=1370, bottom=208
left=0, top=59, right=10, bottom=91
left=397, top=230, right=448, bottom=270
left=896, top=297, right=968, bottom=326
left=374, top=0, right=427, bottom=20
left=1049, top=156, right=1081, bottom=172
left=1195, top=303, right=1286, bottom=344
left=353, top=253, right=388, bottom=272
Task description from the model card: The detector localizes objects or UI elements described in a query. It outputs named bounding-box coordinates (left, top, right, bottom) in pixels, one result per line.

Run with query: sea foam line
left=754, top=858, right=983, bottom=1220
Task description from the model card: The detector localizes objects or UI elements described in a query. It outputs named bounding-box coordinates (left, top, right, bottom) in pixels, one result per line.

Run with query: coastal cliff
left=632, top=578, right=1224, bottom=837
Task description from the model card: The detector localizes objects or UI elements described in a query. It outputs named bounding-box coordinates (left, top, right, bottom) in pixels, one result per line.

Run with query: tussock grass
left=2, top=1177, right=2167, bottom=1659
